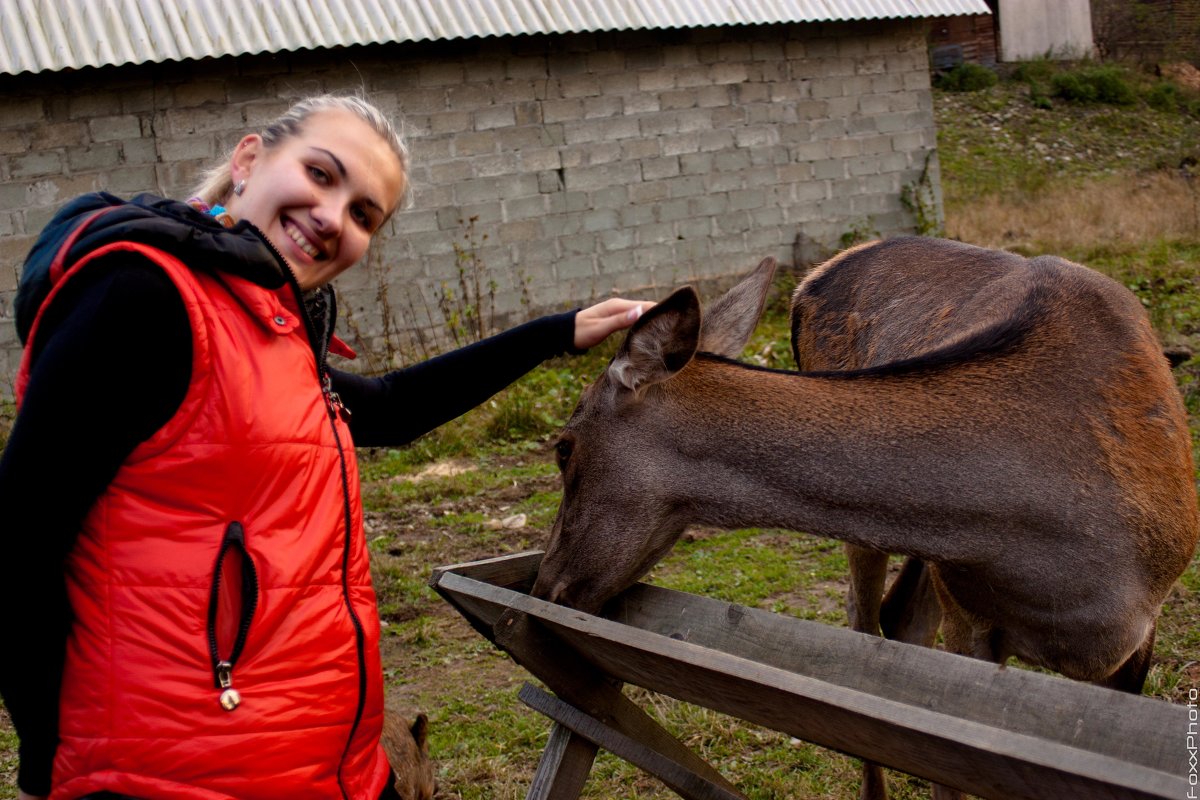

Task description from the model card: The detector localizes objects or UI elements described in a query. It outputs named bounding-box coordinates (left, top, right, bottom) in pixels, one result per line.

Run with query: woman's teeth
left=285, top=222, right=320, bottom=258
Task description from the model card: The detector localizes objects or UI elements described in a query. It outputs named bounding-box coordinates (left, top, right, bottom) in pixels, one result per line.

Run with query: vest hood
left=16, top=192, right=288, bottom=345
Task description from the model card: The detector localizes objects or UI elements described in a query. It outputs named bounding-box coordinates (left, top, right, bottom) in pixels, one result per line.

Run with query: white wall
left=999, top=0, right=1096, bottom=61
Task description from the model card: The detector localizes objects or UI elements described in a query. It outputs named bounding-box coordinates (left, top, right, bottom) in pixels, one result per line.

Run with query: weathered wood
left=606, top=583, right=1178, bottom=769
left=494, top=609, right=748, bottom=800
left=430, top=550, right=542, bottom=592
left=525, top=722, right=597, bottom=800
left=520, top=684, right=745, bottom=800
left=433, top=554, right=1189, bottom=800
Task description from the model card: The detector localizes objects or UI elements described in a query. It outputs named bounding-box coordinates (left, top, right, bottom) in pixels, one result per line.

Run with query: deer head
left=533, top=257, right=777, bottom=613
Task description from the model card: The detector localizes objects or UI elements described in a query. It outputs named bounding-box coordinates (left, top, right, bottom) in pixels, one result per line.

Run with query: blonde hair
left=192, top=94, right=411, bottom=213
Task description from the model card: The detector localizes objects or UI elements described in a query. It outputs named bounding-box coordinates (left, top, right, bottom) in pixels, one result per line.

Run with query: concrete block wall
left=0, top=20, right=940, bottom=386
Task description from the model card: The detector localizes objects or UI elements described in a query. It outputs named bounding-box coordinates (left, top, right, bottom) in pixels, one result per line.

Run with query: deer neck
left=657, top=355, right=1052, bottom=561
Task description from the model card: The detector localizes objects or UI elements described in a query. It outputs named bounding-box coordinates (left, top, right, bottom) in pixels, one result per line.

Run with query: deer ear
left=410, top=713, right=428, bottom=750
left=698, top=257, right=777, bottom=358
left=608, top=286, right=701, bottom=394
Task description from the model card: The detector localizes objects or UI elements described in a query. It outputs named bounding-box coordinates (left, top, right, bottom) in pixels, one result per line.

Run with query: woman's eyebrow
left=312, top=147, right=347, bottom=177
left=311, top=147, right=385, bottom=214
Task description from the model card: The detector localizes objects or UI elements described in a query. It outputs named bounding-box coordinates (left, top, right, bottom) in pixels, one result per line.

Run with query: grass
left=3, top=60, right=1200, bottom=799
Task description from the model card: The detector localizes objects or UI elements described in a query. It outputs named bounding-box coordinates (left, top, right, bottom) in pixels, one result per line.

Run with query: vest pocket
left=206, top=521, right=259, bottom=711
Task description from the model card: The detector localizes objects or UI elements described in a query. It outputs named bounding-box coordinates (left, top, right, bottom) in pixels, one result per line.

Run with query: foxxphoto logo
left=1189, top=687, right=1198, bottom=799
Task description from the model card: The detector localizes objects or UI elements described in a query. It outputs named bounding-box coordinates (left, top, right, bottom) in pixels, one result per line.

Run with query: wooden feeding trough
left=431, top=551, right=1190, bottom=800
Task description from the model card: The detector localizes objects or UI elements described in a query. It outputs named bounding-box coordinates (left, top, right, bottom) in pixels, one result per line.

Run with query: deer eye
left=554, top=438, right=573, bottom=471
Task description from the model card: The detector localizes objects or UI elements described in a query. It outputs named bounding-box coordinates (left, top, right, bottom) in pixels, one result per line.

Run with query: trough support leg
left=520, top=683, right=746, bottom=800
left=526, top=721, right=598, bottom=800
left=495, top=609, right=747, bottom=800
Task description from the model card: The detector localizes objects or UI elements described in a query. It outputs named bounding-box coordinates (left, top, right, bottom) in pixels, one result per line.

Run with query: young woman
left=1, top=94, right=646, bottom=800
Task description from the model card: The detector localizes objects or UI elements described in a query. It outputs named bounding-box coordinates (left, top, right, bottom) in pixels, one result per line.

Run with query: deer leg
left=844, top=545, right=891, bottom=800
left=1096, top=620, right=1157, bottom=694
left=879, top=557, right=942, bottom=648
left=927, top=573, right=999, bottom=800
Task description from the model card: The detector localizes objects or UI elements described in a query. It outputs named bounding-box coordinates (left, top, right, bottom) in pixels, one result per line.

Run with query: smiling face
left=225, top=108, right=405, bottom=290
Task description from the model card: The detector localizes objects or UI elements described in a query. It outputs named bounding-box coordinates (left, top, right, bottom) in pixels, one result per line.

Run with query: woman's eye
left=307, top=165, right=330, bottom=184
left=351, top=206, right=371, bottom=229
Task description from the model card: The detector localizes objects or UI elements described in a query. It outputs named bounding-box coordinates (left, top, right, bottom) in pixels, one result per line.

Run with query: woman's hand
left=573, top=298, right=654, bottom=350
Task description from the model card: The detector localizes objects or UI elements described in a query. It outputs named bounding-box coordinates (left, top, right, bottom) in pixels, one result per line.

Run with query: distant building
left=929, top=0, right=1096, bottom=68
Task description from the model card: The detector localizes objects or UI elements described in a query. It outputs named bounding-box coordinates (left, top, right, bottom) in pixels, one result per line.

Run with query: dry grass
left=946, top=169, right=1200, bottom=254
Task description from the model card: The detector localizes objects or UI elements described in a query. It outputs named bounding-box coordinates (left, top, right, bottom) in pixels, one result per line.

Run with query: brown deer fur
left=381, top=711, right=434, bottom=800
left=532, top=237, right=1198, bottom=798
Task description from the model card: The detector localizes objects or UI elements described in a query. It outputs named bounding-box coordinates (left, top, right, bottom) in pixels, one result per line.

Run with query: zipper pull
left=216, top=660, right=241, bottom=711
left=322, top=374, right=352, bottom=422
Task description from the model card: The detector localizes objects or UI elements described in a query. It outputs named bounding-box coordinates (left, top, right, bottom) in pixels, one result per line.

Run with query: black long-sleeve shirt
left=0, top=262, right=578, bottom=795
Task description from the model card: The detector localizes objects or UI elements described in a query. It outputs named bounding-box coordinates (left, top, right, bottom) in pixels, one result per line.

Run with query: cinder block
left=564, top=161, right=641, bottom=192
left=559, top=74, right=602, bottom=98
left=473, top=153, right=521, bottom=178
left=675, top=66, right=712, bottom=89
left=689, top=193, right=729, bottom=217
left=676, top=217, right=711, bottom=240
left=590, top=185, right=629, bottom=209
left=706, top=171, right=742, bottom=192
left=583, top=96, right=623, bottom=120
left=8, top=151, right=63, bottom=179
left=36, top=123, right=90, bottom=150
left=121, top=138, right=157, bottom=165
left=637, top=71, right=676, bottom=93
left=634, top=243, right=674, bottom=270
left=67, top=143, right=122, bottom=172
left=729, top=189, right=766, bottom=211
left=641, top=156, right=681, bottom=181
left=656, top=198, right=689, bottom=222
left=621, top=138, right=661, bottom=160
left=543, top=99, right=585, bottom=123
left=521, top=147, right=562, bottom=172
left=158, top=136, right=217, bottom=162
left=0, top=130, right=29, bottom=155
left=677, top=109, right=714, bottom=134
left=639, top=113, right=680, bottom=137
left=420, top=62, right=466, bottom=86
left=734, top=127, right=779, bottom=148
left=504, top=195, right=549, bottom=221
left=660, top=89, right=698, bottom=110
left=600, top=227, right=636, bottom=252
left=623, top=93, right=662, bottom=114
left=698, top=130, right=735, bottom=152
left=710, top=63, right=749, bottom=85
left=583, top=208, right=620, bottom=233
left=665, top=174, right=705, bottom=198
left=628, top=181, right=669, bottom=205
left=812, top=158, right=846, bottom=180
left=679, top=152, right=713, bottom=175
left=540, top=167, right=561, bottom=194
left=556, top=255, right=595, bottom=280
left=452, top=132, right=496, bottom=157
left=661, top=133, right=700, bottom=157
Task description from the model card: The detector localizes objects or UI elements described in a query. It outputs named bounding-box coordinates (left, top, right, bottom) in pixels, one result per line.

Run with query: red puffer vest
left=15, top=241, right=390, bottom=800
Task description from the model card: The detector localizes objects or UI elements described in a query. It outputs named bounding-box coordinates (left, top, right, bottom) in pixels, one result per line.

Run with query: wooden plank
left=525, top=722, right=597, bottom=800
left=535, top=603, right=1184, bottom=800
left=494, top=610, right=748, bottom=800
left=520, top=684, right=745, bottom=800
left=429, top=550, right=542, bottom=592
left=605, top=583, right=1178, bottom=768
left=433, top=557, right=1186, bottom=800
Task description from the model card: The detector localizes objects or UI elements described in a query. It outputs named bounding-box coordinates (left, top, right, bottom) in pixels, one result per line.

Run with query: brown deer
left=532, top=237, right=1199, bottom=799
left=382, top=710, right=435, bottom=800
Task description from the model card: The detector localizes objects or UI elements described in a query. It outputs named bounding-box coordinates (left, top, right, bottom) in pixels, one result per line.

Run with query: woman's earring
left=233, top=180, right=246, bottom=196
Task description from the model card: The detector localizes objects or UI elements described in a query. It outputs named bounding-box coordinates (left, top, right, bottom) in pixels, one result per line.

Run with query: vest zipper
left=249, top=225, right=369, bottom=800
left=206, top=521, right=260, bottom=712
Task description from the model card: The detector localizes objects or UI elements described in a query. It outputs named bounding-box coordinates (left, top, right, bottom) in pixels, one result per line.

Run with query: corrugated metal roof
left=0, top=0, right=991, bottom=77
